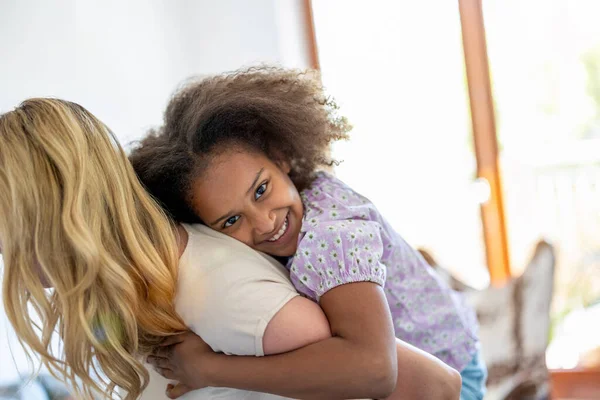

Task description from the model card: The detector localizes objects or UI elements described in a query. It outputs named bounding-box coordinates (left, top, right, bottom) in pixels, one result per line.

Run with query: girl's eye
left=223, top=215, right=240, bottom=228
left=255, top=182, right=268, bottom=200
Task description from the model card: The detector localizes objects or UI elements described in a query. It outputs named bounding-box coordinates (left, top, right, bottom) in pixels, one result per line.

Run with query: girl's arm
left=151, top=282, right=459, bottom=399
left=151, top=285, right=461, bottom=399
left=387, top=339, right=462, bottom=400
left=152, top=282, right=395, bottom=399
left=264, top=295, right=462, bottom=400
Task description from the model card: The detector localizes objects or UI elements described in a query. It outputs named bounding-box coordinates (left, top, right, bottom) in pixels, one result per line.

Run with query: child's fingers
left=146, top=355, right=172, bottom=370
left=166, top=383, right=192, bottom=399
left=160, top=333, right=187, bottom=347
left=149, top=344, right=173, bottom=359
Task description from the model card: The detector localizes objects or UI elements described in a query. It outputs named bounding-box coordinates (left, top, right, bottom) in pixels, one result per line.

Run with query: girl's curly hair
left=130, top=66, right=351, bottom=223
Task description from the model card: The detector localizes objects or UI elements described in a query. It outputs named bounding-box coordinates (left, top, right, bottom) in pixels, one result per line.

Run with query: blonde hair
left=0, top=98, right=186, bottom=399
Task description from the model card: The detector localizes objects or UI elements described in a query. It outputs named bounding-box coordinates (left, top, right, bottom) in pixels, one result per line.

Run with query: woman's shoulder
left=179, top=223, right=289, bottom=278
left=175, top=224, right=300, bottom=357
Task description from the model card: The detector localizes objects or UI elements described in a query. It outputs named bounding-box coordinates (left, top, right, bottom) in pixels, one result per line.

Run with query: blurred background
left=1, top=0, right=599, bottom=399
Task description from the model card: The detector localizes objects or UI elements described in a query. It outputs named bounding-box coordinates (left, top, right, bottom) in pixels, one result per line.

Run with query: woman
left=0, top=98, right=459, bottom=399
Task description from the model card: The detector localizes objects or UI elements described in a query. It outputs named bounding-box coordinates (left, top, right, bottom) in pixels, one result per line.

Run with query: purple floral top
left=286, top=172, right=479, bottom=371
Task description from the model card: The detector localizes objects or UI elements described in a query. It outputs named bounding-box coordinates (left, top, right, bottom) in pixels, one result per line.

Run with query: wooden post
left=459, top=0, right=511, bottom=284
left=303, top=0, right=320, bottom=70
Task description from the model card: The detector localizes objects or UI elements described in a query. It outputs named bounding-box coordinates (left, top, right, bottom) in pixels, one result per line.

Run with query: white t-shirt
left=140, top=224, right=298, bottom=400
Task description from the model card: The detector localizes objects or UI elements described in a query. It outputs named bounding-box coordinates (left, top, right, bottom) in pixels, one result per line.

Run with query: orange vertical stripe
left=303, top=0, right=321, bottom=71
left=459, top=0, right=511, bottom=284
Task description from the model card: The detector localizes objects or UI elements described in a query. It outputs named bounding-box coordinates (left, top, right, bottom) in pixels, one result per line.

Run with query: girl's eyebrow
left=211, top=212, right=235, bottom=227
left=245, top=168, right=264, bottom=195
left=210, top=167, right=265, bottom=226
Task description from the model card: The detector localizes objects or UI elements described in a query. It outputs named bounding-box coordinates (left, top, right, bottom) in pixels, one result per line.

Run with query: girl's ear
left=276, top=158, right=292, bottom=174
left=279, top=160, right=292, bottom=174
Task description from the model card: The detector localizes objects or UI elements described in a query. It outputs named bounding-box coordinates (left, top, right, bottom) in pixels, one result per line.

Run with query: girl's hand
left=147, top=331, right=216, bottom=398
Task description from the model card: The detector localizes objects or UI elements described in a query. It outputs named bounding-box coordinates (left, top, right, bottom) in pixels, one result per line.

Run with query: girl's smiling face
left=189, top=147, right=304, bottom=257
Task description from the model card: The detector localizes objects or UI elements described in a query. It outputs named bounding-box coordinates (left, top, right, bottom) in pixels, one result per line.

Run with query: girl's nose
left=253, top=210, right=277, bottom=237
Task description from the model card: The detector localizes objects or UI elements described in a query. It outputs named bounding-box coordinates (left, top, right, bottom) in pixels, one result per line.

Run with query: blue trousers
left=460, top=350, right=487, bottom=400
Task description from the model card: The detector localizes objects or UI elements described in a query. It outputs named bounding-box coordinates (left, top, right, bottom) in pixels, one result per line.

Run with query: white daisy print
left=326, top=225, right=337, bottom=232
left=402, top=321, right=415, bottom=332
left=346, top=231, right=358, bottom=241
left=330, top=250, right=339, bottom=260
left=350, top=267, right=359, bottom=275
left=316, top=254, right=326, bottom=264
left=326, top=268, right=335, bottom=277
left=312, top=188, right=321, bottom=196
left=318, top=240, right=329, bottom=251
left=308, top=217, right=319, bottom=227
left=306, top=263, right=314, bottom=271
left=305, top=231, right=317, bottom=242
left=329, top=210, right=339, bottom=219
left=330, top=203, right=338, bottom=209
left=302, top=248, right=312, bottom=258
left=300, top=274, right=311, bottom=285
left=333, top=236, right=343, bottom=248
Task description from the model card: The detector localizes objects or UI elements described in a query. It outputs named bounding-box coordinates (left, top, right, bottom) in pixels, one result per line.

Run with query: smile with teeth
left=268, top=216, right=289, bottom=242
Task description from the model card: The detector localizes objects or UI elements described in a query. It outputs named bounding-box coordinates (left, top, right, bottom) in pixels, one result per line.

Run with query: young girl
left=134, top=67, right=486, bottom=399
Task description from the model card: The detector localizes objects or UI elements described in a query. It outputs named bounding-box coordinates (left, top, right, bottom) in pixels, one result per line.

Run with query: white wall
left=0, top=0, right=310, bottom=144
left=0, top=0, right=310, bottom=385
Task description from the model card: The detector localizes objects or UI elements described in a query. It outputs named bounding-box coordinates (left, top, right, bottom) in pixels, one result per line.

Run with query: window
left=484, top=0, right=600, bottom=367
left=312, top=0, right=490, bottom=288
